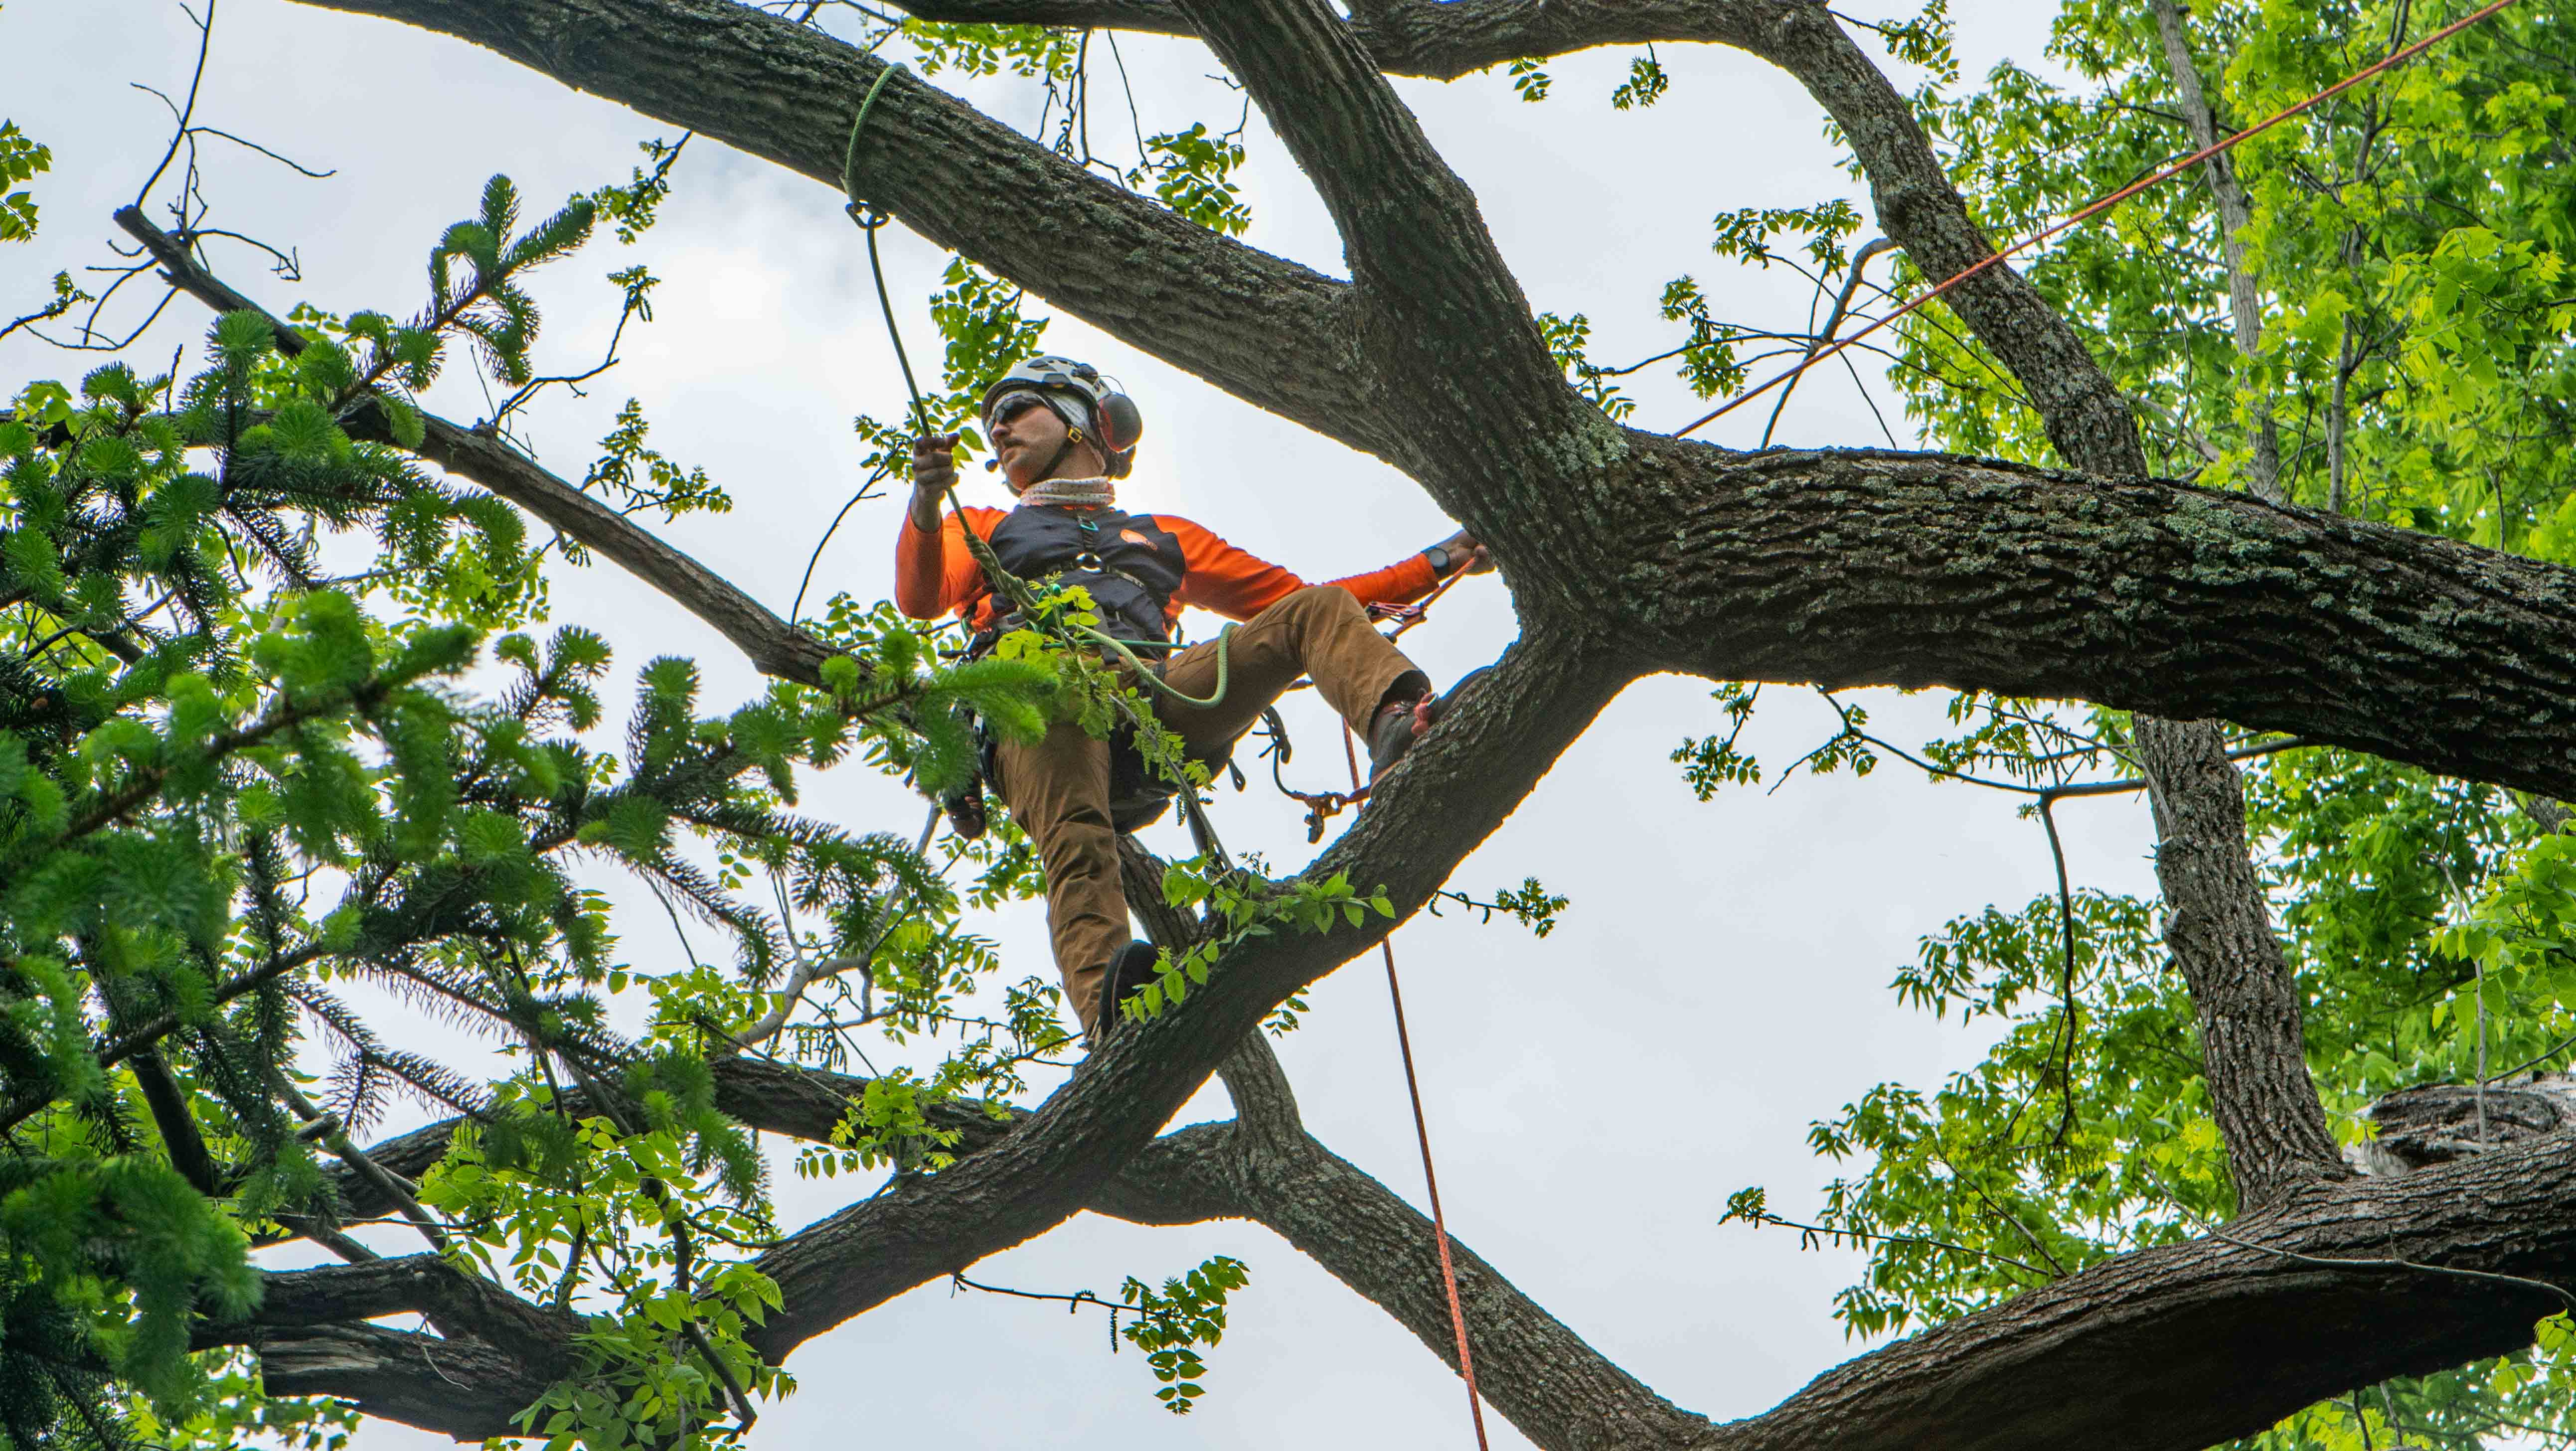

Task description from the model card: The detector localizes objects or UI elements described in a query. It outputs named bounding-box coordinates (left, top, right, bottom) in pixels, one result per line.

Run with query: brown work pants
left=994, top=585, right=1426, bottom=1033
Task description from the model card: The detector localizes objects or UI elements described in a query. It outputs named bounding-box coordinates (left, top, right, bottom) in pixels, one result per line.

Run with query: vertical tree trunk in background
left=2149, top=0, right=2285, bottom=501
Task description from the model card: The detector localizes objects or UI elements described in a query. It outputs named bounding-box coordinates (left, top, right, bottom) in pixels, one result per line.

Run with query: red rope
left=1341, top=723, right=1491, bottom=1450
left=1673, top=0, right=2529, bottom=438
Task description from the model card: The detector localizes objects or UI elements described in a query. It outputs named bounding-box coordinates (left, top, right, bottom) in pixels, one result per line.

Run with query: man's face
left=987, top=391, right=1097, bottom=492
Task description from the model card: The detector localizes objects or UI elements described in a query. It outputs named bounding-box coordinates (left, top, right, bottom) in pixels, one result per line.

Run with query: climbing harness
left=1676, top=0, right=2532, bottom=439
left=843, top=71, right=1486, bottom=1445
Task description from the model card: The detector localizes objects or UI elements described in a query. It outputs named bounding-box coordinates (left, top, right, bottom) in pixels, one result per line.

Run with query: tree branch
left=129, top=1048, right=220, bottom=1196
left=2148, top=0, right=2283, bottom=500
left=1717, top=1140, right=2576, bottom=1451
left=1169, top=0, right=1565, bottom=437
left=2132, top=716, right=2349, bottom=1206
left=253, top=1323, right=564, bottom=1439
left=1629, top=440, right=2576, bottom=803
left=286, top=0, right=1397, bottom=459
left=877, top=0, right=1873, bottom=88
left=2364, top=1074, right=2576, bottom=1175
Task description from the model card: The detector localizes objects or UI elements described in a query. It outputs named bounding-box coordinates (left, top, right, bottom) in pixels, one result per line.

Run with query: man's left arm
left=1167, top=518, right=1484, bottom=620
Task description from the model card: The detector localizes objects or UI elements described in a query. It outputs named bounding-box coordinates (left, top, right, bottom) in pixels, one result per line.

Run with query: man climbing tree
left=3, top=0, right=2576, bottom=1448
left=899, top=353, right=1490, bottom=1039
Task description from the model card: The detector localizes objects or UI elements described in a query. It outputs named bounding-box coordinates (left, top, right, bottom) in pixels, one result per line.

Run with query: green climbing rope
left=840, top=63, right=903, bottom=228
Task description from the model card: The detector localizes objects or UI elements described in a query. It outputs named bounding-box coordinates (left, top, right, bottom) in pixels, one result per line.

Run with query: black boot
left=1093, top=939, right=1162, bottom=1043
left=1367, top=667, right=1490, bottom=782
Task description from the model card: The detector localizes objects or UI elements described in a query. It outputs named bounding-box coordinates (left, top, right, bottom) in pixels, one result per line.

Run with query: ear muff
left=1095, top=391, right=1143, bottom=454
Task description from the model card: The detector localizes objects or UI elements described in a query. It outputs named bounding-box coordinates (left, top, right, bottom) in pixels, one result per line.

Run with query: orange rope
left=1673, top=0, right=2529, bottom=438
left=1340, top=722, right=1490, bottom=1451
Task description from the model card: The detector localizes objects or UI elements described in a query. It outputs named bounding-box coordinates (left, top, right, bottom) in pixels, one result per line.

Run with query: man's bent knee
left=1288, top=581, right=1356, bottom=609
left=1273, top=582, right=1363, bottom=625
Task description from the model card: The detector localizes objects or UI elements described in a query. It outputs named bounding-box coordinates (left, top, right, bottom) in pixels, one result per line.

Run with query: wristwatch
left=1423, top=544, right=1453, bottom=576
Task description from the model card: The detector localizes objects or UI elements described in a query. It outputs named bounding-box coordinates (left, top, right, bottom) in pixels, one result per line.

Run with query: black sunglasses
left=985, top=390, right=1051, bottom=431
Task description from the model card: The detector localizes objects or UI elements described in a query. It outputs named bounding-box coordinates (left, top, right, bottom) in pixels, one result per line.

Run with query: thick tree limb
left=2132, top=717, right=2348, bottom=1206
left=1168, top=0, right=1565, bottom=438
left=1629, top=440, right=2576, bottom=802
left=876, top=0, right=1905, bottom=89
left=256, top=1324, right=563, bottom=1438
left=197, top=1255, right=578, bottom=1366
left=1718, top=1141, right=2576, bottom=1451
left=277, top=1052, right=1236, bottom=1238
left=2367, top=1074, right=2576, bottom=1175
left=290, top=0, right=1396, bottom=460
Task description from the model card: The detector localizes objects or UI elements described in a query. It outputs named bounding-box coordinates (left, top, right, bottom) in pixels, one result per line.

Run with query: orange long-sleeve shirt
left=895, top=505, right=1439, bottom=631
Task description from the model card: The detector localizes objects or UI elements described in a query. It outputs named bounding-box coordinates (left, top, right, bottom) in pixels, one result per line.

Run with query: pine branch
left=116, top=205, right=846, bottom=688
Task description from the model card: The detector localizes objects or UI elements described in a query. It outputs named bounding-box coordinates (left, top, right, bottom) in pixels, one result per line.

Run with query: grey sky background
left=0, top=2, right=2159, bottom=1446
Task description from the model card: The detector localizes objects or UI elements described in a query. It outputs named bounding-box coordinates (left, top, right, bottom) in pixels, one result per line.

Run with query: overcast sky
left=0, top=2, right=2156, bottom=1446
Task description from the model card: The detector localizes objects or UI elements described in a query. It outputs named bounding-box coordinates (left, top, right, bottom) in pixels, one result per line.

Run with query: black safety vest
left=984, top=503, right=1186, bottom=649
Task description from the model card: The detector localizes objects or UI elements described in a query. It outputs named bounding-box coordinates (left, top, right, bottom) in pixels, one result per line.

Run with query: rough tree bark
left=149, top=0, right=2576, bottom=1447
left=2133, top=717, right=2350, bottom=1206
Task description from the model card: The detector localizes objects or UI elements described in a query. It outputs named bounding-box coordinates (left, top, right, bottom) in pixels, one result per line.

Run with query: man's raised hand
left=911, top=432, right=962, bottom=494
left=909, top=433, right=962, bottom=530
left=1432, top=528, right=1495, bottom=576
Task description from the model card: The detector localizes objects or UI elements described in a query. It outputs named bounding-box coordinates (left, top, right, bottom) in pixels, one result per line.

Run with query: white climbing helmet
left=979, top=355, right=1143, bottom=478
